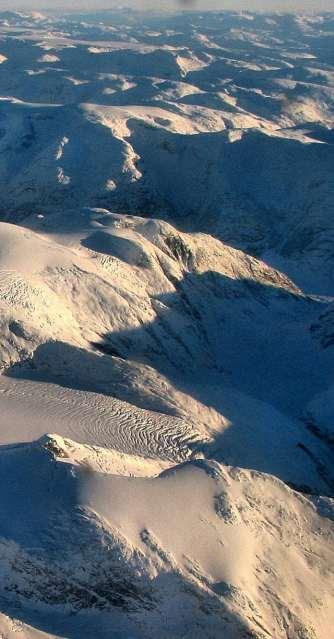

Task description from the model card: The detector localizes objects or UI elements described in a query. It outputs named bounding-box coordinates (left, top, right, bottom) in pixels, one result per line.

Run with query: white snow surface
left=0, top=8, right=333, bottom=639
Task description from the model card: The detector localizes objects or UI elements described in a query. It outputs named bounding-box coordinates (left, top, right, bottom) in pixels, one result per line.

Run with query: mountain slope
left=0, top=435, right=333, bottom=639
left=0, top=8, right=333, bottom=639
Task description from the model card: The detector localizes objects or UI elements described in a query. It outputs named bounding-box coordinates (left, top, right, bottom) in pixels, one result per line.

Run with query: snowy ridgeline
left=0, top=8, right=333, bottom=639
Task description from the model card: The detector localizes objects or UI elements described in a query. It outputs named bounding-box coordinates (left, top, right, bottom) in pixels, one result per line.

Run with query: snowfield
left=0, top=8, right=333, bottom=639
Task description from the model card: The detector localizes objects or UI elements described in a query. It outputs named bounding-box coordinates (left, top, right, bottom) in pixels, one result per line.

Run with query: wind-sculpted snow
left=0, top=8, right=333, bottom=639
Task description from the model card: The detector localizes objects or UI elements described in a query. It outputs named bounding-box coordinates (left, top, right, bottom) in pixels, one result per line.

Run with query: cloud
left=177, top=0, right=197, bottom=6
left=5, top=0, right=334, bottom=12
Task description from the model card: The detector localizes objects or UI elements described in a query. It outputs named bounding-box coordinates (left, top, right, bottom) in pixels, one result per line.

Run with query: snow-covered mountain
left=0, top=9, right=333, bottom=639
left=1, top=434, right=333, bottom=639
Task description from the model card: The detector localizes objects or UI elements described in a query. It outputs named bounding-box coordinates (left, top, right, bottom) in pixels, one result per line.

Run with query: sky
left=5, top=0, right=334, bottom=12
